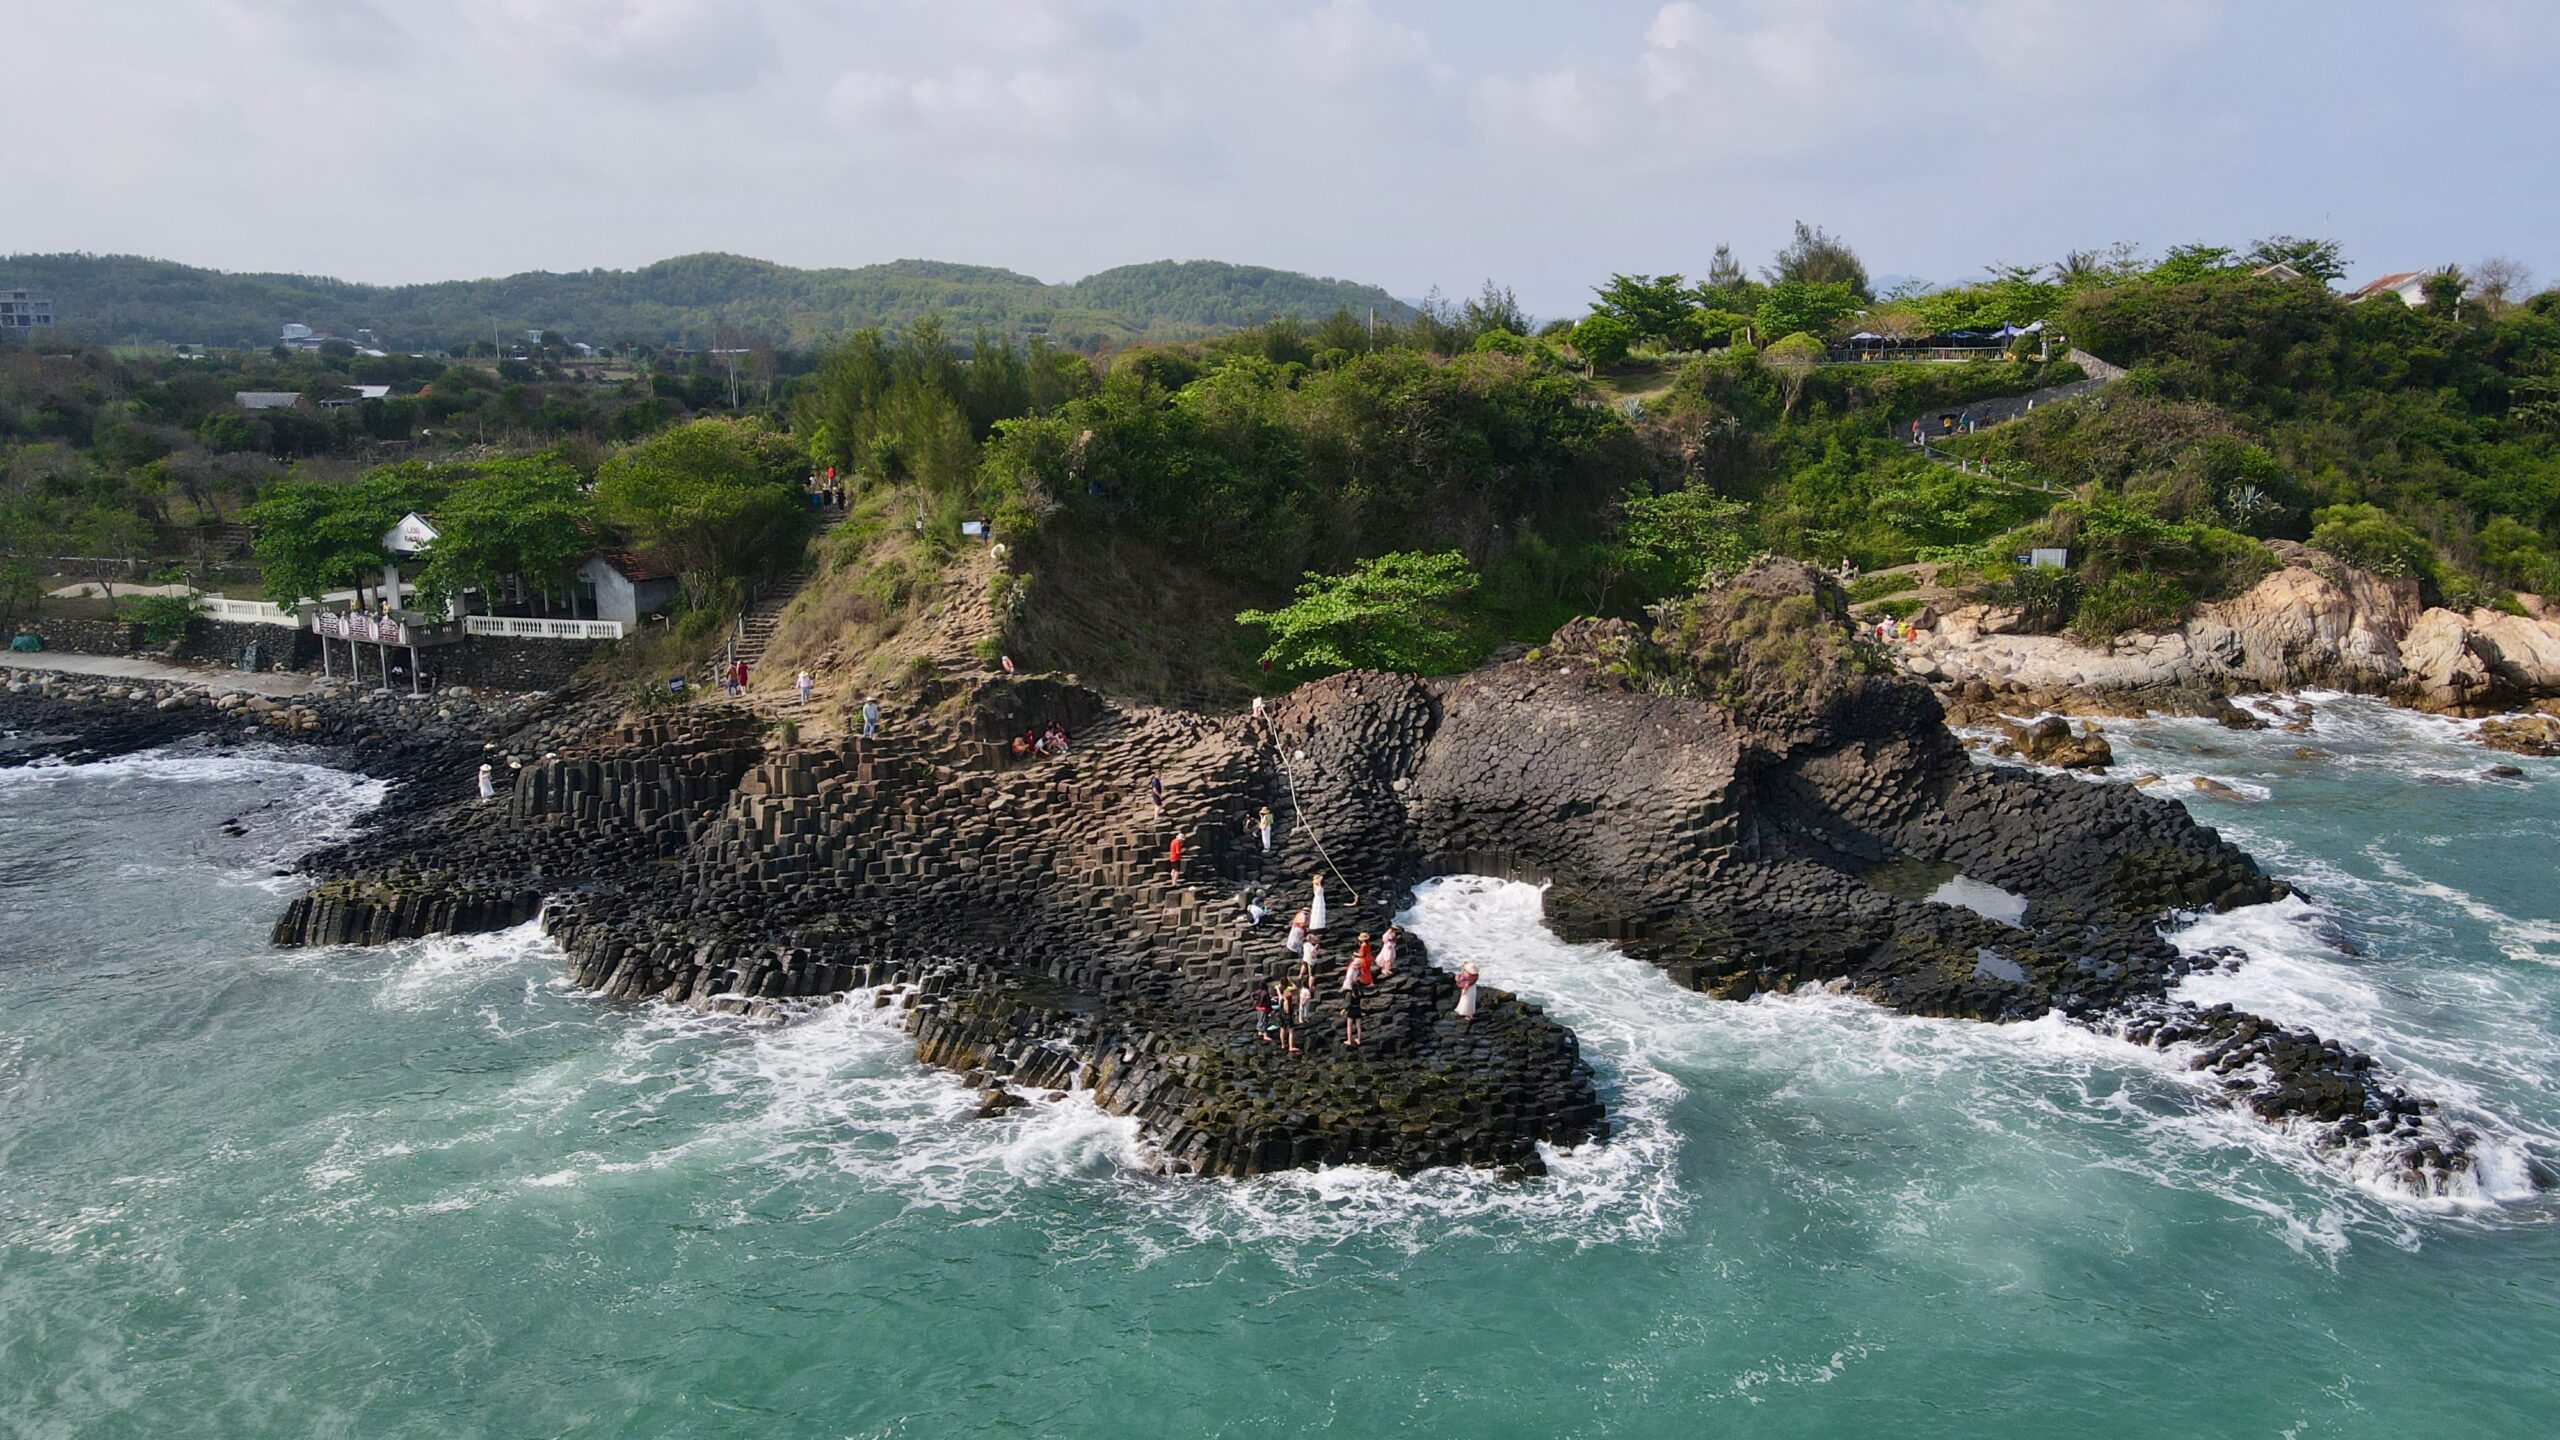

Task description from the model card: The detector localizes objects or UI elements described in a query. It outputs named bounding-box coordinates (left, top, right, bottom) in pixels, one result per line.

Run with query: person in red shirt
left=1168, top=832, right=1184, bottom=880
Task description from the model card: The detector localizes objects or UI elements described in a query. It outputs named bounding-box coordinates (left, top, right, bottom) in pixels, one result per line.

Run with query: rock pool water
left=4, top=698, right=2556, bottom=1436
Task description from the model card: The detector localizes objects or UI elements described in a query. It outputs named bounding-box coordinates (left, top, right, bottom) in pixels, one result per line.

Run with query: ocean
left=3, top=695, right=2556, bottom=1436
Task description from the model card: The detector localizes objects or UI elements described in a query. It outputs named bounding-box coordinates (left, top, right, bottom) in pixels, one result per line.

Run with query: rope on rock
left=1264, top=720, right=1360, bottom=905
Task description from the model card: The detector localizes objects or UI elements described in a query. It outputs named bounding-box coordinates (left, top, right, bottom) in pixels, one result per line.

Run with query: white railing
left=198, top=595, right=301, bottom=627
left=314, top=611, right=407, bottom=643
left=464, top=615, right=625, bottom=641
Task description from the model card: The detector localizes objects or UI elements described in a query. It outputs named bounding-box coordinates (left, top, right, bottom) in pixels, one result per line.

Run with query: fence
left=463, top=615, right=625, bottom=641
left=197, top=596, right=301, bottom=627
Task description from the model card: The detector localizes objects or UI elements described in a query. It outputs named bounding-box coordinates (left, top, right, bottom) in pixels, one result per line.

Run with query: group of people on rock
left=1870, top=616, right=1923, bottom=645
left=1008, top=723, right=1073, bottom=760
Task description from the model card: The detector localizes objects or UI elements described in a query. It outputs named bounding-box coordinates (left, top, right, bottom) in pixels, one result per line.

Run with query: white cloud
left=0, top=1, right=2552, bottom=318
left=463, top=0, right=779, bottom=96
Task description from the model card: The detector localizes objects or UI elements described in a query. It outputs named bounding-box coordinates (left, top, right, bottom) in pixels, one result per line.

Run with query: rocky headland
left=1903, top=543, right=2560, bottom=757
left=2, top=563, right=2502, bottom=1194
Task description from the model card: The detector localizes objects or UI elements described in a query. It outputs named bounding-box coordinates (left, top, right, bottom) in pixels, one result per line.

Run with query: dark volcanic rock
left=16, top=561, right=2477, bottom=1192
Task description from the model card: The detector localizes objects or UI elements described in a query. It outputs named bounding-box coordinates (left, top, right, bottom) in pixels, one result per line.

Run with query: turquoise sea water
left=4, top=696, right=2558, bottom=1437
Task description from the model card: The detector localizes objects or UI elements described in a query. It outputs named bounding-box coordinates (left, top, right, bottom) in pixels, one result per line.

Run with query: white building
left=2348, top=272, right=2433, bottom=307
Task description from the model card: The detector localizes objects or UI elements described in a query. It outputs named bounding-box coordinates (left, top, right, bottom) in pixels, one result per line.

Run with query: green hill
left=0, top=252, right=1416, bottom=352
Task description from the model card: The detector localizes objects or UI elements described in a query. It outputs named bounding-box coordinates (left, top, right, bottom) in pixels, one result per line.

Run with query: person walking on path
left=795, top=669, right=813, bottom=705
left=1001, top=654, right=1017, bottom=676
left=1377, top=925, right=1399, bottom=977
left=1454, top=962, right=1480, bottom=1022
left=1258, top=805, right=1274, bottom=852
left=1285, top=909, right=1309, bottom=957
left=1309, top=875, right=1328, bottom=932
left=1342, top=983, right=1365, bottom=1048
left=861, top=698, right=880, bottom=738
left=476, top=762, right=496, bottom=802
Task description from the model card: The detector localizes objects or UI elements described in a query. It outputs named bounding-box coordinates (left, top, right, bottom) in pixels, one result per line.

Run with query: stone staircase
left=730, top=505, right=847, bottom=671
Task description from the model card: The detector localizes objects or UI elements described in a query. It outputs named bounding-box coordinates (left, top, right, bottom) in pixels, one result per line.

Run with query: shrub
left=115, top=591, right=201, bottom=646
left=2069, top=572, right=2192, bottom=642
left=2308, top=503, right=2433, bottom=579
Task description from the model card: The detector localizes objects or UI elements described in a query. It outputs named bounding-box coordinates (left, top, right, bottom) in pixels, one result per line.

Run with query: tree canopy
left=1236, top=550, right=1481, bottom=676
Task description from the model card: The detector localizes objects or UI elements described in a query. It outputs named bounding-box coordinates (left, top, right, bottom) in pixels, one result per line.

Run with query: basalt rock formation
left=241, top=561, right=2491, bottom=1191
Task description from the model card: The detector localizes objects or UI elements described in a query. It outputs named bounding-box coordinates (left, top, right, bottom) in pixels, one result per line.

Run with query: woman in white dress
left=1284, top=910, right=1309, bottom=957
left=1309, top=876, right=1328, bottom=932
left=1454, top=962, right=1480, bottom=1021
left=1377, top=925, right=1398, bottom=976
left=476, top=762, right=495, bottom=801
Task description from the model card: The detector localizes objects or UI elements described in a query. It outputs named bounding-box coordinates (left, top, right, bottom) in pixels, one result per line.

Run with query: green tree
left=1767, top=222, right=1871, bottom=300
left=1236, top=550, right=1481, bottom=676
left=2244, top=235, right=2347, bottom=284
left=1760, top=332, right=1828, bottom=417
left=414, top=457, right=598, bottom=611
left=1590, top=274, right=1695, bottom=348
left=1755, top=282, right=1859, bottom=342
left=1615, top=487, right=1754, bottom=598
left=593, top=416, right=811, bottom=605
left=1570, top=314, right=1634, bottom=370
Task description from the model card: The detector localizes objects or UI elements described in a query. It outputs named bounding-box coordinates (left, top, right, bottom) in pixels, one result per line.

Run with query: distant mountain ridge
left=0, top=252, right=1416, bottom=351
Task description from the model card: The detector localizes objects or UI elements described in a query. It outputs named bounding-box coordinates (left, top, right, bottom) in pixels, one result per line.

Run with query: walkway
left=2, top=651, right=318, bottom=698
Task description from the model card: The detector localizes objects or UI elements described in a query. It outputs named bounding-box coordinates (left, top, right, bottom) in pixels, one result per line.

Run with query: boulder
left=2479, top=714, right=2560, bottom=757
left=2000, top=714, right=2114, bottom=770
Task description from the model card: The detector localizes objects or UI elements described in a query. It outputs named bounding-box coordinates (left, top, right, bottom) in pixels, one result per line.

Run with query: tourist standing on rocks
left=1168, top=832, right=1185, bottom=880
left=1342, top=982, right=1365, bottom=1048
left=1252, top=977, right=1275, bottom=1043
left=795, top=670, right=813, bottom=705
left=1149, top=772, right=1165, bottom=814
left=1258, top=805, right=1274, bottom=852
left=1239, top=893, right=1267, bottom=928
left=861, top=698, right=880, bottom=738
left=476, top=762, right=495, bottom=802
left=1276, top=982, right=1301, bottom=1055
left=1455, top=963, right=1480, bottom=1022
left=1352, top=933, right=1376, bottom=987
left=1309, top=876, right=1328, bottom=931
left=1285, top=909, right=1308, bottom=956
left=1377, top=925, right=1399, bottom=976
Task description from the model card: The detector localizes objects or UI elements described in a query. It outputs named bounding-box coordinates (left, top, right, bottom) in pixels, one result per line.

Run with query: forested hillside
left=0, top=253, right=1415, bottom=352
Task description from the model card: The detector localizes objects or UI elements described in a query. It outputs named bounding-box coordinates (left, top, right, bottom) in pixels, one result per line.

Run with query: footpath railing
left=464, top=615, right=625, bottom=641
left=198, top=596, right=300, bottom=627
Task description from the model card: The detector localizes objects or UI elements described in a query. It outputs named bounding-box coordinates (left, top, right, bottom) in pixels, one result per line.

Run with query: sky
left=5, top=0, right=2556, bottom=319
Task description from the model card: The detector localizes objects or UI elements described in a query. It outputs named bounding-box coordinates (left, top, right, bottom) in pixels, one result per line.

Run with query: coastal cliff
left=185, top=560, right=2485, bottom=1192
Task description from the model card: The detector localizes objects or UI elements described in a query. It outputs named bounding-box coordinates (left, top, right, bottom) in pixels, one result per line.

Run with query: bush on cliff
left=1236, top=550, right=1481, bottom=678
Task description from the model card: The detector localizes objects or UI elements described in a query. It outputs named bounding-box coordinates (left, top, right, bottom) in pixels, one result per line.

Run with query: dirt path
left=2, top=651, right=318, bottom=698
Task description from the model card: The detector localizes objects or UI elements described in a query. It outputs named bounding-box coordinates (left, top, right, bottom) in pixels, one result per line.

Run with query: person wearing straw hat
left=476, top=762, right=495, bottom=802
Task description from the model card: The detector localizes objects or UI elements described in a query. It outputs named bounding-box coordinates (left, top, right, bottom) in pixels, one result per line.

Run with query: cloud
left=0, top=1, right=2553, bottom=318
left=463, top=0, right=779, bottom=97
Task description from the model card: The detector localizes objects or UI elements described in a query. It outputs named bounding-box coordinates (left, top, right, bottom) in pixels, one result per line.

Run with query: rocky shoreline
left=2, top=563, right=2513, bottom=1193
left=1901, top=545, right=2560, bottom=757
